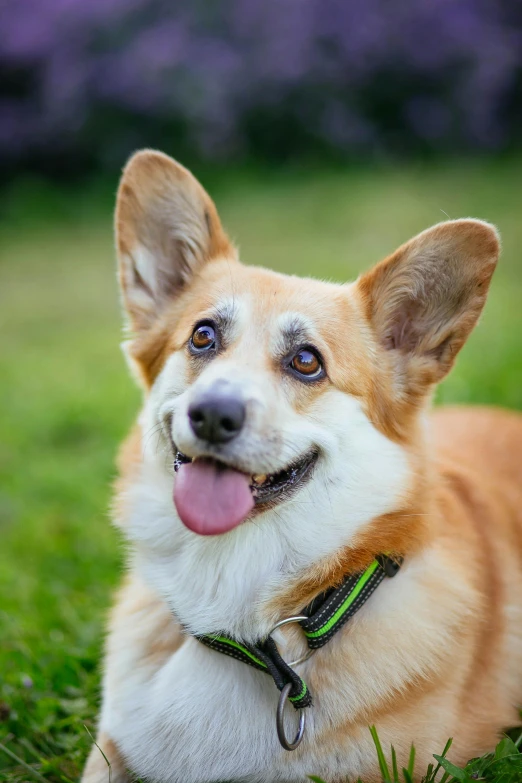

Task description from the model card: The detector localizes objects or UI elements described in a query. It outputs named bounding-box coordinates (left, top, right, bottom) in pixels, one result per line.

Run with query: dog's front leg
left=81, top=575, right=186, bottom=783
left=102, top=635, right=288, bottom=783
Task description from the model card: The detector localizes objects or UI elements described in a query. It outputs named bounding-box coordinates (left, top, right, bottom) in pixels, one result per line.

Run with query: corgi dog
left=82, top=150, right=522, bottom=783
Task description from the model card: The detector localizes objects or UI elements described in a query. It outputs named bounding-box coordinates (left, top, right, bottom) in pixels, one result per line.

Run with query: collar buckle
left=376, top=554, right=403, bottom=578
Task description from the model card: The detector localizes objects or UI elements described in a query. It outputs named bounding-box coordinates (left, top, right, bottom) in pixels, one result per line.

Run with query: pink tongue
left=174, top=460, right=254, bottom=535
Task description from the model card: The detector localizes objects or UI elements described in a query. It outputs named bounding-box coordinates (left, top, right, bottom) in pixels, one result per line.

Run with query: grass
left=1, top=156, right=521, bottom=782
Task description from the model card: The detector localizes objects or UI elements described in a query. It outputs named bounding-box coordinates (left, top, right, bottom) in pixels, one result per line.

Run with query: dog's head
left=116, top=150, right=499, bottom=555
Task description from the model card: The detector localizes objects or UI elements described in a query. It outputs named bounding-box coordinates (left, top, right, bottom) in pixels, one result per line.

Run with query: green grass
left=1, top=157, right=521, bottom=782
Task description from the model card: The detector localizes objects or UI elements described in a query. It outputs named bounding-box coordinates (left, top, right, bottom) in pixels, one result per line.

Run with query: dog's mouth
left=173, top=449, right=318, bottom=536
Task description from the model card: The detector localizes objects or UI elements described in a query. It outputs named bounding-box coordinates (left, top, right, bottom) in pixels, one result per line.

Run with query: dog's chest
left=110, top=635, right=383, bottom=783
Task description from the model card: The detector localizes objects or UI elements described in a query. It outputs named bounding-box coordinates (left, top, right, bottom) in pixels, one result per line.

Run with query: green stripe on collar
left=212, top=636, right=268, bottom=669
left=302, top=558, right=380, bottom=641
left=288, top=680, right=308, bottom=704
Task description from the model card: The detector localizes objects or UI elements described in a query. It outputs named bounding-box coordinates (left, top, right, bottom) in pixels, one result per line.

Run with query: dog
left=82, top=149, right=522, bottom=783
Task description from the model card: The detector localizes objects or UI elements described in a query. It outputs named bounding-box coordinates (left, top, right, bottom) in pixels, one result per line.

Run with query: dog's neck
left=118, top=420, right=431, bottom=643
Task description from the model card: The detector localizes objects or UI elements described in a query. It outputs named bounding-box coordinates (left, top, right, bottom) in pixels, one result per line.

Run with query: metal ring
left=270, top=615, right=309, bottom=630
left=269, top=616, right=316, bottom=667
left=276, top=683, right=306, bottom=751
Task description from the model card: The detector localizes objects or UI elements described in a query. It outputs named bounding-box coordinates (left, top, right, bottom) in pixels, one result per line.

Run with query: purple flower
left=0, top=0, right=520, bottom=166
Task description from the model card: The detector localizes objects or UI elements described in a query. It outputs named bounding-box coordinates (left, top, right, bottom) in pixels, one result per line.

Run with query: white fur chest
left=103, top=628, right=385, bottom=783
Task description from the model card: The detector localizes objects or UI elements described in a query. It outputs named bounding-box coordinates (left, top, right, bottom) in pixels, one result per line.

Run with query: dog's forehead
left=211, top=294, right=321, bottom=348
left=198, top=261, right=357, bottom=348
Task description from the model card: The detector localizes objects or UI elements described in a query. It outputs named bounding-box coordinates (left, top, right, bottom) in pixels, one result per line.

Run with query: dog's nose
left=188, top=393, right=246, bottom=444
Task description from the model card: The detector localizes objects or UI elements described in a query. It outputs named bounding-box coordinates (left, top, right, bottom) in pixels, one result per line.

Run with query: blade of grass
left=369, top=725, right=391, bottom=782
left=84, top=725, right=112, bottom=783
left=0, top=740, right=48, bottom=783
left=391, top=745, right=399, bottom=783
left=432, top=754, right=469, bottom=782
left=406, top=743, right=416, bottom=777
left=431, top=738, right=453, bottom=781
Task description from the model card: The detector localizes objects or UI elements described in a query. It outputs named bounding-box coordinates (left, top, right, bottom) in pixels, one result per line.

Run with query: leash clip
left=276, top=683, right=306, bottom=750
left=268, top=615, right=314, bottom=751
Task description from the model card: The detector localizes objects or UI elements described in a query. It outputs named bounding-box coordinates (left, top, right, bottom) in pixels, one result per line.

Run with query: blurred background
left=1, top=1, right=522, bottom=780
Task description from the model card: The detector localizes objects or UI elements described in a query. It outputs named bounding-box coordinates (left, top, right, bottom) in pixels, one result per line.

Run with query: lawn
left=1, top=158, right=521, bottom=783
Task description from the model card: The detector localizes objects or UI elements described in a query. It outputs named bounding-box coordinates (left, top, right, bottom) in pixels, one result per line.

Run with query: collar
left=196, top=554, right=402, bottom=749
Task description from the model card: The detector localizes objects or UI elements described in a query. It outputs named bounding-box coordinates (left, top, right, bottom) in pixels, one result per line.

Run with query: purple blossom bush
left=1, top=0, right=521, bottom=171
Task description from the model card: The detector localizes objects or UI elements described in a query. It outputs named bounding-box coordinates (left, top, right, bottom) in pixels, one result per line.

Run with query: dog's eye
left=190, top=322, right=216, bottom=352
left=290, top=349, right=323, bottom=378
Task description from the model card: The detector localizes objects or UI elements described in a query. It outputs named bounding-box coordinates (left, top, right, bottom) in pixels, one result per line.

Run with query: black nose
left=188, top=393, right=246, bottom=444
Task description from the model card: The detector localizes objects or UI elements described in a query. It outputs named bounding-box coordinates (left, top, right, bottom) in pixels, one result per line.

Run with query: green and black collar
left=196, top=554, right=402, bottom=721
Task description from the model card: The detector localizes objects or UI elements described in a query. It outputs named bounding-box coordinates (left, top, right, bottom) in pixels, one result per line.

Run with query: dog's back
left=429, top=406, right=522, bottom=754
left=434, top=406, right=522, bottom=491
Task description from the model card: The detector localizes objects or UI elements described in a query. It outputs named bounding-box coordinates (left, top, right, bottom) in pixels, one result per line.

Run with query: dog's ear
left=115, top=149, right=234, bottom=331
left=357, top=219, right=499, bottom=391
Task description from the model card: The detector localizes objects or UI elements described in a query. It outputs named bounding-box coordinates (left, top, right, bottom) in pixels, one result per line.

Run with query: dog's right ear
left=356, top=219, right=499, bottom=395
left=115, top=150, right=234, bottom=331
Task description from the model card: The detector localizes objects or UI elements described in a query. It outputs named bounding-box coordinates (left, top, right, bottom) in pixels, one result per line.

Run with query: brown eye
left=290, top=348, right=323, bottom=378
left=191, top=323, right=216, bottom=352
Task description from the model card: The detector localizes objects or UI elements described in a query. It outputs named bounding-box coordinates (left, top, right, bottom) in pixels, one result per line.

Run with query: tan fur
left=116, top=149, right=234, bottom=334
left=83, top=151, right=522, bottom=783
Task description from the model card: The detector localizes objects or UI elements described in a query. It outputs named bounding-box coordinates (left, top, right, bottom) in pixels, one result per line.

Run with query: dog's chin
left=172, top=447, right=318, bottom=536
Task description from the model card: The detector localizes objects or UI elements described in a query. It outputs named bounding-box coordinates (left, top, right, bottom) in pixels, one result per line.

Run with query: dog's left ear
left=115, top=149, right=234, bottom=331
left=357, top=219, right=500, bottom=389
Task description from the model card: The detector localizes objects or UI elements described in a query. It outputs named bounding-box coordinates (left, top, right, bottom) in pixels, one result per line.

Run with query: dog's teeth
left=252, top=473, right=267, bottom=485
